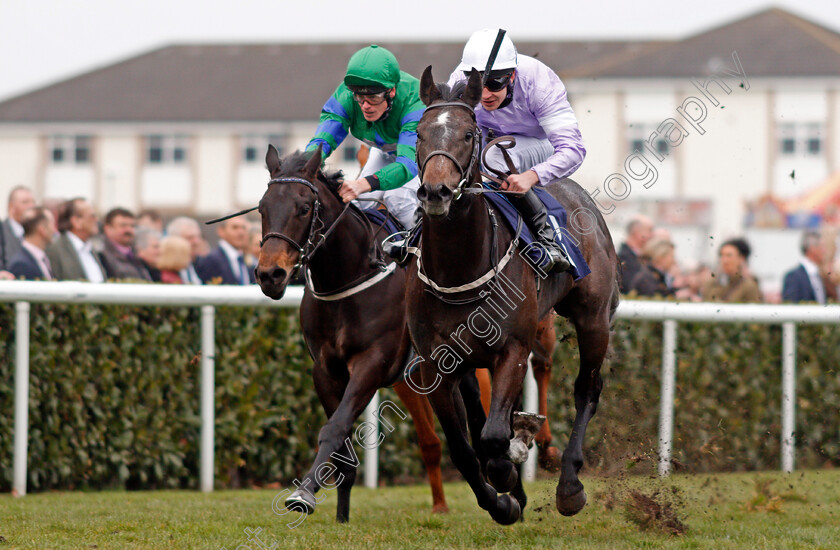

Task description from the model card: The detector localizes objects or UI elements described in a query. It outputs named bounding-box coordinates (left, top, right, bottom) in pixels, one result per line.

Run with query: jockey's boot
left=382, top=206, right=423, bottom=266
left=510, top=189, right=571, bottom=273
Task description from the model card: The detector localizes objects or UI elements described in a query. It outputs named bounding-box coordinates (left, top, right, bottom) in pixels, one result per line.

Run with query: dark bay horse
left=406, top=68, right=620, bottom=524
left=255, top=146, right=448, bottom=522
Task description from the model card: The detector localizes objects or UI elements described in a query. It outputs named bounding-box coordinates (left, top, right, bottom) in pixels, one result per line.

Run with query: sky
left=0, top=0, right=839, bottom=101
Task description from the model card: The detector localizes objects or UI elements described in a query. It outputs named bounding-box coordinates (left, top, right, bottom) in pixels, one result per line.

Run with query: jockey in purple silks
left=447, top=29, right=586, bottom=273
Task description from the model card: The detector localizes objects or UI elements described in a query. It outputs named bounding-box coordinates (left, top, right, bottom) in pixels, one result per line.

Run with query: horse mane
left=436, top=81, right=467, bottom=102
left=278, top=150, right=344, bottom=195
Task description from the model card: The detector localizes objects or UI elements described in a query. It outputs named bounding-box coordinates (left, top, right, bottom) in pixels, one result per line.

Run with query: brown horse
left=406, top=68, right=620, bottom=524
left=255, top=146, right=448, bottom=522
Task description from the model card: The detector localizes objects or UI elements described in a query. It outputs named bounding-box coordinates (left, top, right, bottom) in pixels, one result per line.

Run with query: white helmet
left=456, top=29, right=518, bottom=73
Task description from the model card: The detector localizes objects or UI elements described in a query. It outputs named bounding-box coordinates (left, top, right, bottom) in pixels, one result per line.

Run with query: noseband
left=259, top=176, right=327, bottom=279
left=418, top=101, right=482, bottom=200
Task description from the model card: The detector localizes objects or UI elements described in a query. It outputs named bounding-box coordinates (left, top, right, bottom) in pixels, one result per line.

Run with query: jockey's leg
left=381, top=176, right=421, bottom=230
left=484, top=137, right=570, bottom=273
left=509, top=190, right=570, bottom=273
left=482, top=136, right=553, bottom=178
left=353, top=147, right=390, bottom=213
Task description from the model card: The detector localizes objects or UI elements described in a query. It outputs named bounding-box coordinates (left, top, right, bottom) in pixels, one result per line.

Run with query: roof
left=568, top=8, right=840, bottom=79
left=0, top=8, right=837, bottom=123
left=0, top=41, right=648, bottom=123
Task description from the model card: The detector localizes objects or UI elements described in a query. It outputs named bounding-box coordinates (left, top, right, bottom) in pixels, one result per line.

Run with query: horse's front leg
left=555, top=315, right=609, bottom=517
left=285, top=350, right=386, bottom=523
left=458, top=369, right=489, bottom=472
left=481, top=343, right=530, bottom=495
left=423, top=366, right=521, bottom=525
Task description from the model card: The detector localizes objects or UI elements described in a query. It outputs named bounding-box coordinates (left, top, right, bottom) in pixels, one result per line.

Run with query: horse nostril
left=258, top=266, right=287, bottom=285
left=270, top=266, right=287, bottom=284
left=417, top=184, right=430, bottom=201
left=437, top=184, right=453, bottom=201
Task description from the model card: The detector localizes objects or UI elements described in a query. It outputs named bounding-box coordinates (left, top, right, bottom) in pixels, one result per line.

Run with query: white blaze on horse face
left=434, top=111, right=452, bottom=139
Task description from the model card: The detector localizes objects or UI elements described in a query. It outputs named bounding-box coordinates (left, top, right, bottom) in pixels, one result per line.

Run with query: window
left=627, top=124, right=668, bottom=157
left=49, top=135, right=91, bottom=165
left=241, top=134, right=284, bottom=164
left=146, top=135, right=189, bottom=165
left=781, top=138, right=795, bottom=154
left=778, top=123, right=823, bottom=157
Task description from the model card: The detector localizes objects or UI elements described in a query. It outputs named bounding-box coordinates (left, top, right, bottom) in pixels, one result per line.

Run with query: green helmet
left=344, top=45, right=400, bottom=93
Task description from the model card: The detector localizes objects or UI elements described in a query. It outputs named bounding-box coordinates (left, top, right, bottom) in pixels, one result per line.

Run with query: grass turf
left=1, top=470, right=839, bottom=549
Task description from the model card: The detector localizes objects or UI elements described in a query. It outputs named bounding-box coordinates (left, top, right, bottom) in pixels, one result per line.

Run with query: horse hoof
left=556, top=488, right=587, bottom=517
left=490, top=493, right=521, bottom=525
left=538, top=446, right=562, bottom=473
left=285, top=490, right=316, bottom=515
left=432, top=503, right=450, bottom=514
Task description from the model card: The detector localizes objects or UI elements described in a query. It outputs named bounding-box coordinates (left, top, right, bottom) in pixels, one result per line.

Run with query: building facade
left=1, top=9, right=838, bottom=281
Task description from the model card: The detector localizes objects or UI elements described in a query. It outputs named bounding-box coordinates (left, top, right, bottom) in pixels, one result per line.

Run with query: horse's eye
left=298, top=204, right=311, bottom=216
left=465, top=131, right=473, bottom=141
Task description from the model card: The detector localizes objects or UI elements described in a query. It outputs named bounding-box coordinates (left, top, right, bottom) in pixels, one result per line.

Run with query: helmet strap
left=376, top=89, right=395, bottom=122
left=498, top=83, right=514, bottom=109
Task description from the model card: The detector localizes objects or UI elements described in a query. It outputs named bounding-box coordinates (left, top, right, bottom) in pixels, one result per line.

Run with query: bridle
left=417, top=101, right=482, bottom=201
left=259, top=175, right=390, bottom=292
left=260, top=176, right=348, bottom=281
left=411, top=99, right=526, bottom=303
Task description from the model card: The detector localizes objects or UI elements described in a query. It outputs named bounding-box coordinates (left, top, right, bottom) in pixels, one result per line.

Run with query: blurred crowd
left=3, top=184, right=839, bottom=303
left=0, top=186, right=261, bottom=285
left=618, top=214, right=840, bottom=304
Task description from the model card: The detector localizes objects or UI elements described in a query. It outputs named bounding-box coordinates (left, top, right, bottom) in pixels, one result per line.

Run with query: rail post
left=658, top=319, right=678, bottom=477
left=781, top=322, right=796, bottom=473
left=13, top=301, right=30, bottom=497
left=363, top=391, right=380, bottom=489
left=200, top=305, right=215, bottom=492
left=522, top=355, right=539, bottom=482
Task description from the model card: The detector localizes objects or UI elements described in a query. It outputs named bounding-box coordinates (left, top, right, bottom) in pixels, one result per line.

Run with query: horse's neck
left=307, top=195, right=372, bottom=291
left=421, top=195, right=495, bottom=286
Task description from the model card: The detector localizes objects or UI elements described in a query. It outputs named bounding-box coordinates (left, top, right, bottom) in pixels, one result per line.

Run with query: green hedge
left=1, top=301, right=839, bottom=492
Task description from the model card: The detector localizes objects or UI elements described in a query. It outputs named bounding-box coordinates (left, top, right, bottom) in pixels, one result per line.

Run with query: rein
left=412, top=99, right=527, bottom=300
left=261, top=176, right=394, bottom=300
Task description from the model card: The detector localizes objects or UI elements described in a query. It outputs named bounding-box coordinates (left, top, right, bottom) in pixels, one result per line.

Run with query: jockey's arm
left=367, top=106, right=423, bottom=192
left=529, top=75, right=586, bottom=183
left=306, top=88, right=352, bottom=158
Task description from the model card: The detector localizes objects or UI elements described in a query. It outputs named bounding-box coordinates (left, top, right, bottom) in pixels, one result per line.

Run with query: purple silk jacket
left=447, top=54, right=586, bottom=185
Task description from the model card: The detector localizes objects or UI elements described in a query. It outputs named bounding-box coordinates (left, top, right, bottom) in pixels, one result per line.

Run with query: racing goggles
left=483, top=72, right=513, bottom=92
left=352, top=91, right=388, bottom=106
left=464, top=70, right=513, bottom=92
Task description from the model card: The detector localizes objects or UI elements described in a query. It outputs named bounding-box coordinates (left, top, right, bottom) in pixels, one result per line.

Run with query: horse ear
left=461, top=69, right=482, bottom=108
left=419, top=65, right=441, bottom=106
left=265, top=144, right=282, bottom=177
left=303, top=145, right=322, bottom=178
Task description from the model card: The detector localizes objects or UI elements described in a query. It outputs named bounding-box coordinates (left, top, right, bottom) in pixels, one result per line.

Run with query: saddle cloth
left=361, top=207, right=404, bottom=235
left=370, top=186, right=590, bottom=282
left=481, top=183, right=590, bottom=282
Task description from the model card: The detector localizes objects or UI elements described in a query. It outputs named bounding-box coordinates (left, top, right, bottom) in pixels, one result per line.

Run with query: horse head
left=416, top=66, right=483, bottom=218
left=255, top=144, right=338, bottom=299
